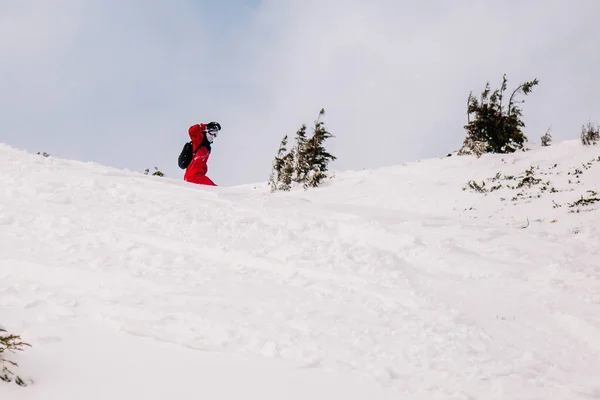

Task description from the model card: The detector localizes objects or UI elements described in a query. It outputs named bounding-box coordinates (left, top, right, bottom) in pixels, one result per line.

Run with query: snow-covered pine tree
left=303, top=108, right=336, bottom=188
left=541, top=127, right=552, bottom=147
left=268, top=108, right=336, bottom=191
left=293, top=124, right=310, bottom=183
left=461, top=74, right=538, bottom=155
left=279, top=148, right=296, bottom=191
left=581, top=121, right=600, bottom=146
left=268, top=135, right=290, bottom=192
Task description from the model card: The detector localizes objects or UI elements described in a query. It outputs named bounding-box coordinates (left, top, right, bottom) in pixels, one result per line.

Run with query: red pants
left=185, top=175, right=217, bottom=186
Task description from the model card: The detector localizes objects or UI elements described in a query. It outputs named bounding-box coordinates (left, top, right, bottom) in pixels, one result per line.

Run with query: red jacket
left=184, top=124, right=216, bottom=186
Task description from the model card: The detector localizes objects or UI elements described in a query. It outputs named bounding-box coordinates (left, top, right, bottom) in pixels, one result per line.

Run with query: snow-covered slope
left=1, top=141, right=599, bottom=399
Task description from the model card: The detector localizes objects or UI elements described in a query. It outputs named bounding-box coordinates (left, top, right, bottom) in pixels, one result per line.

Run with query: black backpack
left=178, top=140, right=211, bottom=169
left=178, top=142, right=196, bottom=169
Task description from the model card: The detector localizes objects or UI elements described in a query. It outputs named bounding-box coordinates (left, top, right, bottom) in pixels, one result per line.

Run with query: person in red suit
left=184, top=121, right=221, bottom=186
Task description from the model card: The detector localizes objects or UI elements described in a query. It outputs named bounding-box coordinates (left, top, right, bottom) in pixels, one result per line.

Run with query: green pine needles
left=269, top=108, right=337, bottom=191
left=460, top=74, right=539, bottom=155
left=1, top=327, right=31, bottom=386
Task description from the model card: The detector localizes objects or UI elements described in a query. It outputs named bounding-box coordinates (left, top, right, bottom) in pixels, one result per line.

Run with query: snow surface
left=1, top=141, right=600, bottom=399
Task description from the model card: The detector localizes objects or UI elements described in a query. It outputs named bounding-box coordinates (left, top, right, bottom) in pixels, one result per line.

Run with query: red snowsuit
left=183, top=123, right=217, bottom=186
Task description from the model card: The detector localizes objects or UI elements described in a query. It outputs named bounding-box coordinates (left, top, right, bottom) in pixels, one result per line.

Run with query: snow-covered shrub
left=144, top=167, right=164, bottom=177
left=580, top=121, right=599, bottom=146
left=568, top=190, right=600, bottom=213
left=541, top=128, right=552, bottom=147
left=464, top=166, right=557, bottom=202
left=457, top=137, right=487, bottom=158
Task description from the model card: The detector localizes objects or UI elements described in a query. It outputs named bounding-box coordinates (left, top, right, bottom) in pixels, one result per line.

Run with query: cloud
left=240, top=0, right=600, bottom=177
left=1, top=0, right=599, bottom=186
left=0, top=1, right=243, bottom=176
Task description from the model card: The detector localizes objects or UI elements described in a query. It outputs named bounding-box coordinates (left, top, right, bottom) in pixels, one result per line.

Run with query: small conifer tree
left=581, top=121, right=599, bottom=145
left=268, top=135, right=290, bottom=192
left=293, top=124, right=311, bottom=183
left=152, top=167, right=164, bottom=177
left=301, top=109, right=336, bottom=188
left=144, top=167, right=164, bottom=177
left=268, top=108, right=336, bottom=191
left=541, top=127, right=552, bottom=147
left=279, top=149, right=296, bottom=191
left=461, top=74, right=538, bottom=155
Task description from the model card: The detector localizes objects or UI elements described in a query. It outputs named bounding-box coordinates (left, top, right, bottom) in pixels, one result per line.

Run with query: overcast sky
left=1, top=0, right=599, bottom=186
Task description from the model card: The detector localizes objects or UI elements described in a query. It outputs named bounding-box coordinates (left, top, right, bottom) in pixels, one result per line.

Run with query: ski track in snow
left=2, top=143, right=600, bottom=399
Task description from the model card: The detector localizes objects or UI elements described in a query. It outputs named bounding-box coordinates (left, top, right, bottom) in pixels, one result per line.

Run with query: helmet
left=206, top=121, right=221, bottom=132
left=205, top=121, right=221, bottom=143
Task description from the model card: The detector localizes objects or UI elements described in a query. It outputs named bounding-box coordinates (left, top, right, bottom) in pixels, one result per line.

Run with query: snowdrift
left=1, top=141, right=599, bottom=399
